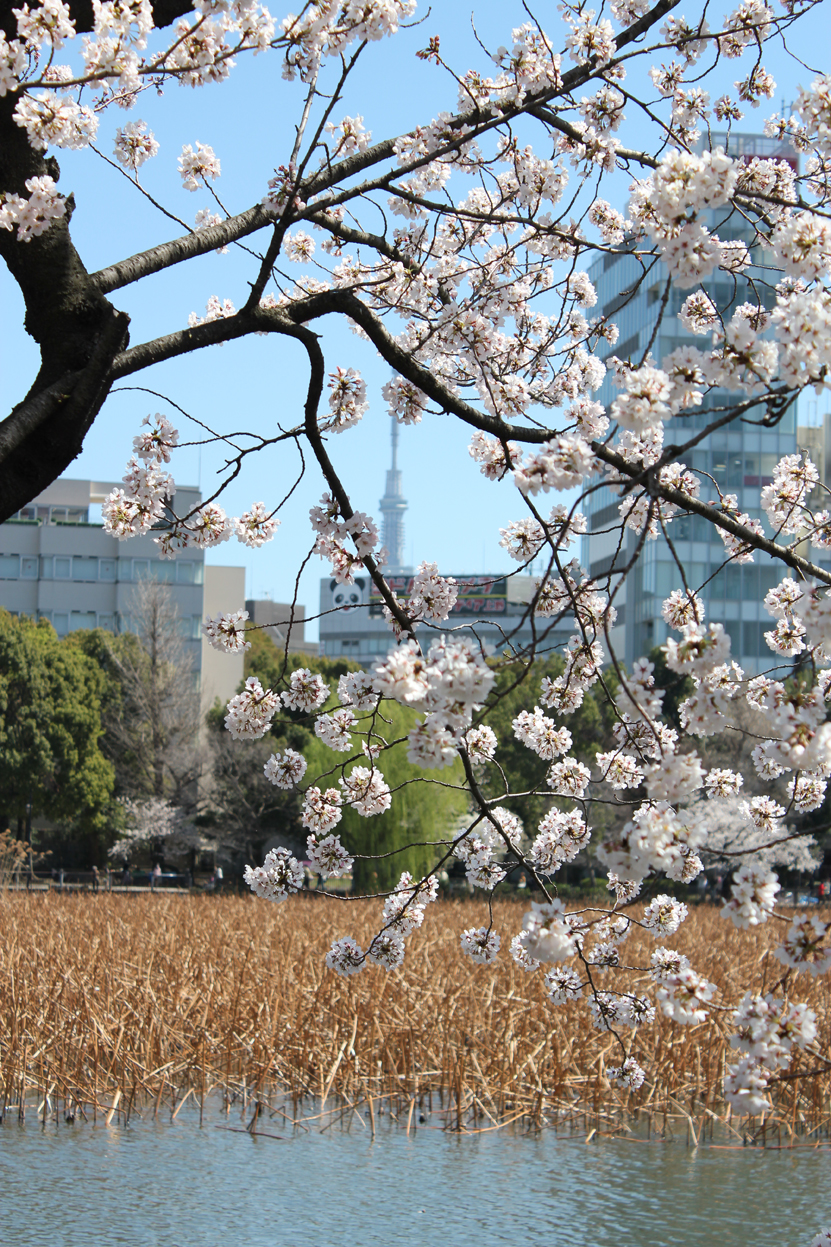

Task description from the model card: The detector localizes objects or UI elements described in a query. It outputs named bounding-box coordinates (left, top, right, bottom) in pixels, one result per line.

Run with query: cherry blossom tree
left=108, top=793, right=207, bottom=861
left=686, top=792, right=821, bottom=872
left=7, top=0, right=831, bottom=1183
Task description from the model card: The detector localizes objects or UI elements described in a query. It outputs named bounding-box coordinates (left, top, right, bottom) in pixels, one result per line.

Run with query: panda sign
left=326, top=577, right=369, bottom=614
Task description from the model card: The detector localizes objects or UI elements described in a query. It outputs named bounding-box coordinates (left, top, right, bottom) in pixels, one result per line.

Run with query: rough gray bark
left=0, top=0, right=191, bottom=518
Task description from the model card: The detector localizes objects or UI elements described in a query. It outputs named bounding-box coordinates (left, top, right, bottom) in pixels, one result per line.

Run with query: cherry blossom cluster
left=607, top=1057, right=646, bottom=1091
left=114, top=121, right=159, bottom=172
left=103, top=456, right=176, bottom=541
left=724, top=992, right=818, bottom=1114
left=203, top=610, right=251, bottom=654
left=629, top=146, right=739, bottom=288
left=281, top=668, right=330, bottom=713
left=306, top=833, right=353, bottom=879
left=597, top=802, right=706, bottom=884
left=385, top=561, right=459, bottom=630
left=301, top=785, right=343, bottom=834
left=310, top=493, right=379, bottom=584
left=653, top=959, right=715, bottom=1025
left=587, top=992, right=655, bottom=1033
left=326, top=367, right=368, bottom=432
left=103, top=418, right=279, bottom=553
left=324, top=871, right=438, bottom=976
left=4, top=0, right=418, bottom=165
left=499, top=505, right=587, bottom=563
left=0, top=175, right=65, bottom=241
left=774, top=913, right=831, bottom=977
left=225, top=677, right=281, bottom=741
left=314, top=707, right=357, bottom=752
left=263, top=748, right=307, bottom=789
left=528, top=809, right=590, bottom=874
left=243, top=847, right=304, bottom=902
left=513, top=900, right=585, bottom=965
left=460, top=926, right=501, bottom=965
left=453, top=808, right=524, bottom=891
left=373, top=635, right=495, bottom=768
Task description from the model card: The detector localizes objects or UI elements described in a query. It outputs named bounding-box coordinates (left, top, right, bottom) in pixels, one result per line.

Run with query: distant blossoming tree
left=686, top=793, right=821, bottom=873
left=109, top=795, right=207, bottom=861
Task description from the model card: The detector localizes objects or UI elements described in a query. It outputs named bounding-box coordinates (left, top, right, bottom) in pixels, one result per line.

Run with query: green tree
left=476, top=653, right=619, bottom=832
left=304, top=697, right=468, bottom=893
left=0, top=610, right=114, bottom=860
left=647, top=645, right=693, bottom=733
left=206, top=633, right=467, bottom=887
left=200, top=637, right=360, bottom=861
left=244, top=630, right=361, bottom=697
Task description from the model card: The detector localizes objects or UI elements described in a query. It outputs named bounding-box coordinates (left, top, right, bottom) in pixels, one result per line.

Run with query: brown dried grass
left=1, top=891, right=829, bottom=1137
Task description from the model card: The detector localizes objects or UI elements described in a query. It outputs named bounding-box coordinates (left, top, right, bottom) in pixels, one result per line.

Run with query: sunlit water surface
left=2, top=1104, right=829, bottom=1246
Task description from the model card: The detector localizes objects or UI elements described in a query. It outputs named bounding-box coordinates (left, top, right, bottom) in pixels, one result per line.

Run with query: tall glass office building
left=582, top=132, right=826, bottom=674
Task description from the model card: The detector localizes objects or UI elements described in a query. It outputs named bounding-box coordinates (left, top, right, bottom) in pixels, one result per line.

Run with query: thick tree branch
left=108, top=279, right=831, bottom=587
left=0, top=92, right=130, bottom=519
left=90, top=2, right=682, bottom=298
left=0, top=0, right=194, bottom=37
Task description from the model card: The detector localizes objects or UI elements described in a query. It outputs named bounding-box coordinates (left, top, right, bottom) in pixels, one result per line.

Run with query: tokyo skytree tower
left=379, top=417, right=410, bottom=574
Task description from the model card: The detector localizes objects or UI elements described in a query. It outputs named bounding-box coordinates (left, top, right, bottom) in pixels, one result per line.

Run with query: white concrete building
left=0, top=477, right=246, bottom=716
left=318, top=572, right=572, bottom=668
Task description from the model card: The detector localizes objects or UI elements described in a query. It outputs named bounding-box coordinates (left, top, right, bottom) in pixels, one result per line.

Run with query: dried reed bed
left=1, top=891, right=829, bottom=1137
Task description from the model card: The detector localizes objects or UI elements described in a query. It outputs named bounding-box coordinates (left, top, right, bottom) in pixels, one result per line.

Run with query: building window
left=178, top=617, right=203, bottom=640
left=70, top=611, right=97, bottom=632
left=132, top=559, right=150, bottom=580
left=99, top=558, right=116, bottom=582
left=47, top=506, right=88, bottom=524
left=0, top=554, right=20, bottom=579
left=54, top=556, right=71, bottom=579
left=98, top=614, right=116, bottom=632
left=53, top=613, right=69, bottom=637
left=176, top=560, right=201, bottom=584
left=743, top=620, right=767, bottom=657
left=21, top=557, right=38, bottom=579
left=759, top=565, right=779, bottom=597
left=73, top=556, right=99, bottom=581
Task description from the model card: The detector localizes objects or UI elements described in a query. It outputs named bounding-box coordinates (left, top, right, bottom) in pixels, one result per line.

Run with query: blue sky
left=2, top=0, right=828, bottom=637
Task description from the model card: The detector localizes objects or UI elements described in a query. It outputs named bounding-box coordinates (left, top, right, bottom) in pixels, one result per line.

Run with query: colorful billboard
left=369, top=574, right=508, bottom=617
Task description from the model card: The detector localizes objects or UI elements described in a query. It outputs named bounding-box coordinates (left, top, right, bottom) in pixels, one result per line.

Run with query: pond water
left=2, top=1104, right=829, bottom=1247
